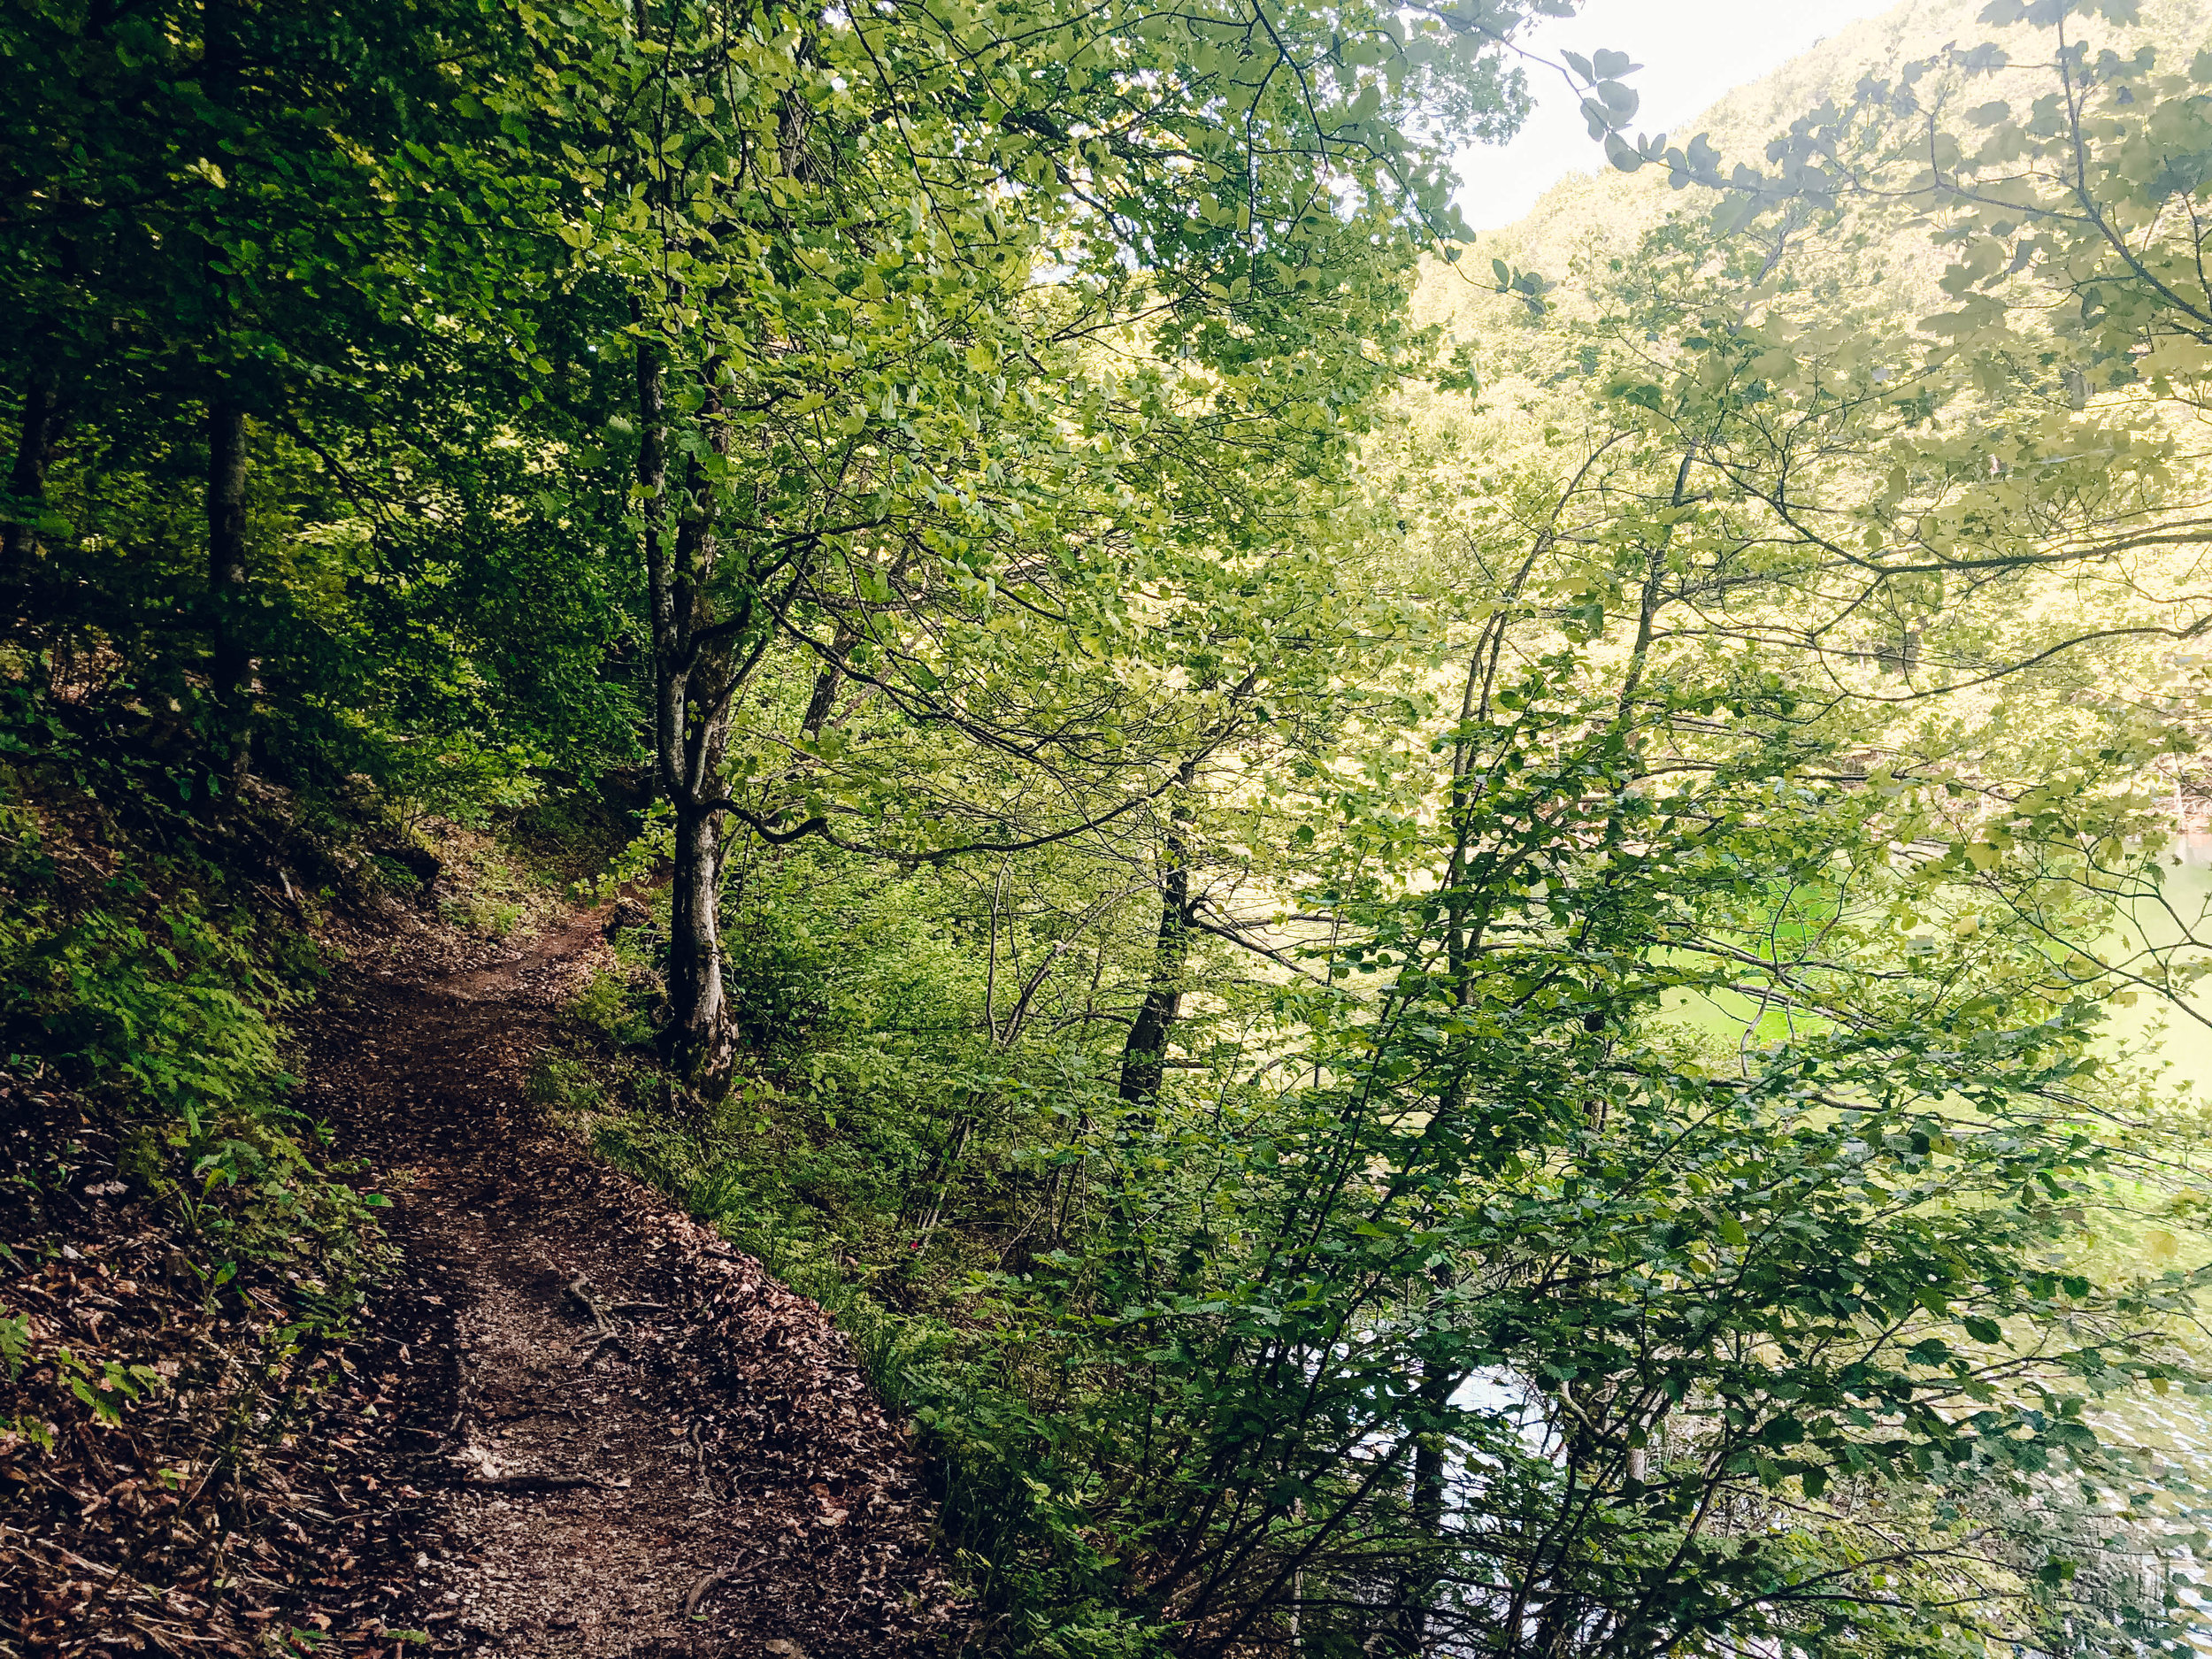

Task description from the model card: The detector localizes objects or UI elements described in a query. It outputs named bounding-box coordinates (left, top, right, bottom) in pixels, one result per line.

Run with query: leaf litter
left=4, top=899, right=963, bottom=1655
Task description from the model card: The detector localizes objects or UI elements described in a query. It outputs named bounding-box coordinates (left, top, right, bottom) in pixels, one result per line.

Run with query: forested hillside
left=6, top=0, right=2212, bottom=1654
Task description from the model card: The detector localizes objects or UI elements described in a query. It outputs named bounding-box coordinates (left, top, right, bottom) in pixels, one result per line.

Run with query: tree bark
left=1117, top=759, right=1197, bottom=1107
left=641, top=332, right=740, bottom=1094
left=4, top=356, right=63, bottom=627
left=1385, top=1354, right=1457, bottom=1656
left=666, top=792, right=735, bottom=1088
left=196, top=0, right=252, bottom=793
left=207, top=396, right=252, bottom=795
left=800, top=617, right=857, bottom=739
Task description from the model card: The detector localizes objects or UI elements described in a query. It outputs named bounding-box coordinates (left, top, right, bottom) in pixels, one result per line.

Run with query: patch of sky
left=1454, top=0, right=1896, bottom=230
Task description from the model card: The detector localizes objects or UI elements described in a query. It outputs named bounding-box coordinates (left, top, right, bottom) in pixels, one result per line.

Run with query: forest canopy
left=6, top=0, right=2212, bottom=1653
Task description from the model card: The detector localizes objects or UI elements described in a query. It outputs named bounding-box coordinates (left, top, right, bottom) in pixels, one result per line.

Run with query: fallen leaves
left=4, top=893, right=966, bottom=1658
left=0, top=1075, right=455, bottom=1659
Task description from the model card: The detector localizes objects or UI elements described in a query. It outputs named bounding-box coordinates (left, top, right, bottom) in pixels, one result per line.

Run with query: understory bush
left=0, top=697, right=396, bottom=1310
left=557, top=780, right=2212, bottom=1659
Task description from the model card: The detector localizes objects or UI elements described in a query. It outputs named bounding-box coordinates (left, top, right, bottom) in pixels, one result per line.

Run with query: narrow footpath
left=304, top=906, right=959, bottom=1657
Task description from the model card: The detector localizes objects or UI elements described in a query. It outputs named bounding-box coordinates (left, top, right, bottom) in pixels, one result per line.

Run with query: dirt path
left=305, top=907, right=958, bottom=1657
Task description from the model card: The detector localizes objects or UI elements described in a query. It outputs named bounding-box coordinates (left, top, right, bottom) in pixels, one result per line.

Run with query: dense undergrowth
left=0, top=687, right=380, bottom=1325
left=541, top=824, right=2212, bottom=1658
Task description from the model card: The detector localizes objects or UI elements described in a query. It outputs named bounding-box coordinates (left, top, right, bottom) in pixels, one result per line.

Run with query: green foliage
left=0, top=1304, right=27, bottom=1384
left=365, top=854, right=426, bottom=895
left=0, top=800, right=298, bottom=1126
left=568, top=972, right=657, bottom=1050
left=47, top=1345, right=164, bottom=1427
left=442, top=895, right=523, bottom=941
left=564, top=711, right=2212, bottom=1654
left=0, top=707, right=387, bottom=1319
left=557, top=15, right=2212, bottom=1625
left=525, top=1049, right=605, bottom=1113
left=10, top=0, right=2212, bottom=1650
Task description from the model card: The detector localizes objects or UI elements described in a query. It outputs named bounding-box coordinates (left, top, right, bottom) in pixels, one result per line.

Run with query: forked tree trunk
left=639, top=331, right=741, bottom=1094
left=664, top=622, right=737, bottom=1094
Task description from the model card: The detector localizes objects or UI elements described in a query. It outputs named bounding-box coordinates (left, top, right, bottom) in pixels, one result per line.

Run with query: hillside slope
left=1418, top=0, right=2212, bottom=334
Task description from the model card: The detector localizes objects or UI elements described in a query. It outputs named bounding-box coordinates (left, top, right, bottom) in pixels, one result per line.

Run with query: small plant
left=0, top=1303, right=29, bottom=1382
left=475, top=898, right=523, bottom=939
left=525, top=1049, right=603, bottom=1112
left=438, top=895, right=524, bottom=938
left=50, top=1346, right=164, bottom=1425
left=570, top=968, right=656, bottom=1046
left=366, top=853, right=425, bottom=894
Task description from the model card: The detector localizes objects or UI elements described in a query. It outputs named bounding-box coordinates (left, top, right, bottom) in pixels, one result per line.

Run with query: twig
left=563, top=1275, right=617, bottom=1337
left=682, top=1564, right=743, bottom=1618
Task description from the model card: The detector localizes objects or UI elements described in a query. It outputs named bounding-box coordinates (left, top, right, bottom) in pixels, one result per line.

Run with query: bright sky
left=1455, top=0, right=1896, bottom=228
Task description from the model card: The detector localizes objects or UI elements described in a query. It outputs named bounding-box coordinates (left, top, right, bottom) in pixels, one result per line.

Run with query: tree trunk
left=640, top=330, right=741, bottom=1094
left=666, top=795, right=735, bottom=1088
left=800, top=617, right=857, bottom=738
left=1386, top=1355, right=1456, bottom=1656
left=4, top=356, right=63, bottom=626
left=664, top=620, right=737, bottom=1093
left=207, top=396, right=252, bottom=795
left=1117, top=760, right=1197, bottom=1106
left=1381, top=644, right=1496, bottom=1655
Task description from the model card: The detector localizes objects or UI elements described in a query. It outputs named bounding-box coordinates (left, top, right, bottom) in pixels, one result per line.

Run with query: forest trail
left=304, top=904, right=958, bottom=1657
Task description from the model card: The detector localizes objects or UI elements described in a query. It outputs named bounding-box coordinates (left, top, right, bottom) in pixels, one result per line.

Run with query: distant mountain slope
left=1418, top=0, right=2212, bottom=334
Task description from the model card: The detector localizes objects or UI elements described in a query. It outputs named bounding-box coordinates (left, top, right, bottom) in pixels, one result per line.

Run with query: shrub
left=366, top=852, right=426, bottom=894
left=525, top=1050, right=604, bottom=1112
left=571, top=968, right=656, bottom=1047
left=0, top=828, right=300, bottom=1125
